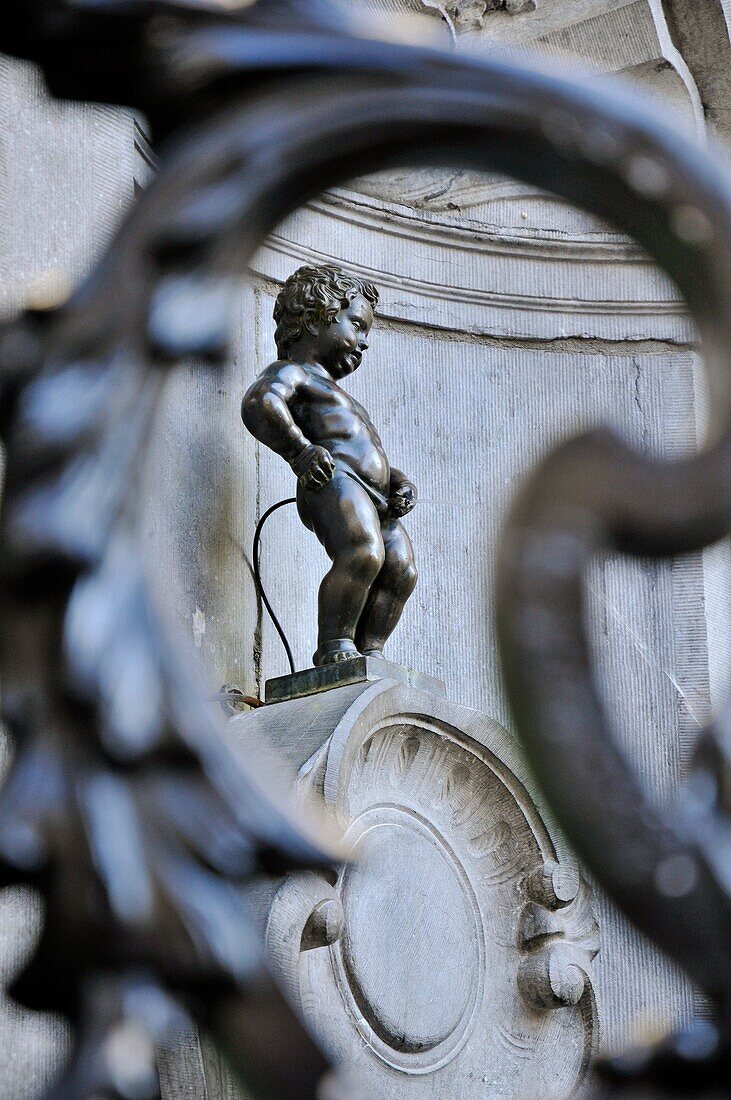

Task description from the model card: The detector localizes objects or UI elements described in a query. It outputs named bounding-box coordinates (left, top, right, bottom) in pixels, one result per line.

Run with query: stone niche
left=233, top=676, right=598, bottom=1099
left=144, top=0, right=731, bottom=1093
left=206, top=0, right=727, bottom=1068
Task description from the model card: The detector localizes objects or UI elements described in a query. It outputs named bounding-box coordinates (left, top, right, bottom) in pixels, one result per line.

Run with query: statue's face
left=316, top=293, right=373, bottom=379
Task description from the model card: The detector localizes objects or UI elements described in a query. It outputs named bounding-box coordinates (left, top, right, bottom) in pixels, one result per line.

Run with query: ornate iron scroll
left=1, top=0, right=731, bottom=1095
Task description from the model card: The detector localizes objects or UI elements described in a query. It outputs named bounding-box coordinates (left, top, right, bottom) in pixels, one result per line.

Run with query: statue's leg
left=356, top=518, right=417, bottom=658
left=302, top=473, right=385, bottom=665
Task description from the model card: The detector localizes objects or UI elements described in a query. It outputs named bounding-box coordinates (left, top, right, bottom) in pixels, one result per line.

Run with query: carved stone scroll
left=233, top=679, right=598, bottom=1098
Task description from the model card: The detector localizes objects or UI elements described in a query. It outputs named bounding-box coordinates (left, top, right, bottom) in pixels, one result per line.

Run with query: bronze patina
left=242, top=265, right=418, bottom=667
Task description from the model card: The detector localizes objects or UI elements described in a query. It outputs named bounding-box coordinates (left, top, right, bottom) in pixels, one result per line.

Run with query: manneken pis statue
left=242, top=264, right=418, bottom=667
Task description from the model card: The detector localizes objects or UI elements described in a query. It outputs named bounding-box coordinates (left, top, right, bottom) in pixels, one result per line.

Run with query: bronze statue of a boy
left=242, top=264, right=417, bottom=667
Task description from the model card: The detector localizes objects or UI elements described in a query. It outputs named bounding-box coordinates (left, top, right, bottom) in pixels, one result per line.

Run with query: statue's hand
left=290, top=443, right=335, bottom=490
left=389, top=480, right=417, bottom=518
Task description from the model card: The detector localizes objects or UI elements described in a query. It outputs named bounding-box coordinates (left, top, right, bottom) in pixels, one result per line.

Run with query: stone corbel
left=234, top=678, right=599, bottom=1096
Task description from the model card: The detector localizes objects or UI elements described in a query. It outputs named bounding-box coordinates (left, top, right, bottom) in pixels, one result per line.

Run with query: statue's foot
left=361, top=648, right=386, bottom=660
left=313, top=639, right=360, bottom=667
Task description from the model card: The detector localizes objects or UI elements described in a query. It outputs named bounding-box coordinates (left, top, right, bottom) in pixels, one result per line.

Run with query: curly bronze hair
left=273, top=264, right=379, bottom=358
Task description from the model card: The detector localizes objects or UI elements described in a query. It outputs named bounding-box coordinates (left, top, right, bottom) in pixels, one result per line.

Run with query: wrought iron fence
left=0, top=1, right=729, bottom=1095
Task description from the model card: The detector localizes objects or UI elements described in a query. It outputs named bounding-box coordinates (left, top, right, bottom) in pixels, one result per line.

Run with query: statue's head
left=274, top=264, right=379, bottom=379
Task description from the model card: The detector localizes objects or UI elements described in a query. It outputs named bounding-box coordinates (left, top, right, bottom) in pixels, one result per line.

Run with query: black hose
left=252, top=498, right=297, bottom=675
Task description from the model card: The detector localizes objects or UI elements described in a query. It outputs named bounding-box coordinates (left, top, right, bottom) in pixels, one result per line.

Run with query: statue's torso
left=293, top=369, right=390, bottom=494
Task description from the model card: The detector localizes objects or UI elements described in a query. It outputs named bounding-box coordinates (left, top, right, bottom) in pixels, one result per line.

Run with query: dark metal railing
left=0, top=1, right=729, bottom=1095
